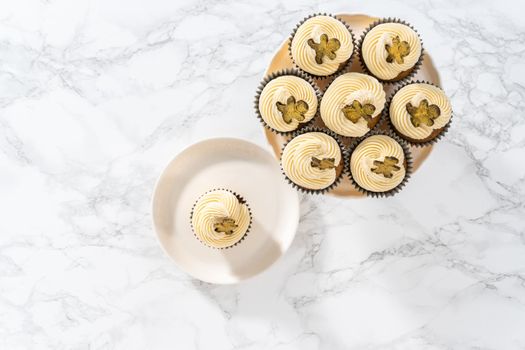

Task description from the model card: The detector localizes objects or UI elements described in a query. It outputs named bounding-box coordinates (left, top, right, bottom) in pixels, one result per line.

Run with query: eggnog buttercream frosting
left=281, top=132, right=342, bottom=190
left=361, top=22, right=422, bottom=81
left=258, top=75, right=318, bottom=132
left=191, top=190, right=250, bottom=249
left=350, top=135, right=406, bottom=192
left=389, top=83, right=452, bottom=141
left=291, top=15, right=354, bottom=76
left=321, top=72, right=386, bottom=137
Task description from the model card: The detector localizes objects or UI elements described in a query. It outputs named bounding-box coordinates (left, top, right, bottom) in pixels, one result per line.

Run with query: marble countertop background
left=1, top=0, right=525, bottom=349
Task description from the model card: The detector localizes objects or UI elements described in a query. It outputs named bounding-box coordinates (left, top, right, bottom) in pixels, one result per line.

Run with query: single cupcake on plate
left=191, top=189, right=251, bottom=249
left=290, top=14, right=355, bottom=78
left=349, top=133, right=411, bottom=196
left=255, top=69, right=320, bottom=134
left=359, top=19, right=423, bottom=82
left=281, top=130, right=344, bottom=193
left=321, top=72, right=386, bottom=137
left=388, top=81, right=452, bottom=146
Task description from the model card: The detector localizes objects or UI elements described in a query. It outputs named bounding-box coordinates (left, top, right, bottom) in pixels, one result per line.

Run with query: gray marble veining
left=0, top=0, right=524, bottom=349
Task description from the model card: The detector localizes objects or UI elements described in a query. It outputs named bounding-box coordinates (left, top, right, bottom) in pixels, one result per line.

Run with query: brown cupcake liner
left=384, top=80, right=453, bottom=147
left=357, top=18, right=424, bottom=84
left=320, top=73, right=388, bottom=139
left=254, top=68, right=322, bottom=136
left=190, top=189, right=252, bottom=250
left=347, top=129, right=413, bottom=198
left=280, top=127, right=347, bottom=195
left=288, top=13, right=356, bottom=80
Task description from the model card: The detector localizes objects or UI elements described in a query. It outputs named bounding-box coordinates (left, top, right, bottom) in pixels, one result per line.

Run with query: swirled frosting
left=259, top=75, right=318, bottom=132
left=350, top=135, right=406, bottom=192
left=320, top=72, right=386, bottom=137
left=191, top=190, right=250, bottom=249
left=281, top=132, right=342, bottom=190
left=291, top=15, right=354, bottom=76
left=390, top=83, right=452, bottom=140
left=361, top=23, right=422, bottom=80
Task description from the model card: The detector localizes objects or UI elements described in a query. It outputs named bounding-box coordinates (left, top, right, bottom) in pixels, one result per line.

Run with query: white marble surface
left=1, top=0, right=525, bottom=349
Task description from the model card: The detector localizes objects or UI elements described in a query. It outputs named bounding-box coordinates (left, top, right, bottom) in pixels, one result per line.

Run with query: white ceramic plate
left=152, top=138, right=300, bottom=284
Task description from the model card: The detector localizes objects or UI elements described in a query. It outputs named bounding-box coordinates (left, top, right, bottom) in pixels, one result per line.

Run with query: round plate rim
left=151, top=137, right=300, bottom=284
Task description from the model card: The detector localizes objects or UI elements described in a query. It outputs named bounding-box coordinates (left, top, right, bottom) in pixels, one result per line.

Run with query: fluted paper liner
left=254, top=68, right=322, bottom=136
left=347, top=130, right=413, bottom=197
left=190, top=189, right=252, bottom=249
left=321, top=73, right=387, bottom=138
left=288, top=13, right=356, bottom=80
left=357, top=18, right=424, bottom=84
left=280, top=127, right=347, bottom=194
left=384, top=79, right=452, bottom=147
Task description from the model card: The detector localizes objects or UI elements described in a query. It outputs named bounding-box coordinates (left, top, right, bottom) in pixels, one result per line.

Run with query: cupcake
left=190, top=189, right=251, bottom=249
left=349, top=134, right=411, bottom=196
left=281, top=130, right=343, bottom=193
left=290, top=14, right=354, bottom=78
left=255, top=70, right=320, bottom=134
left=360, top=19, right=423, bottom=82
left=320, top=72, right=386, bottom=137
left=388, top=82, right=452, bottom=146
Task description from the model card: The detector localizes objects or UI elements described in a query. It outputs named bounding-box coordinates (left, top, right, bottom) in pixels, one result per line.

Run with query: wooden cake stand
left=263, top=14, right=439, bottom=197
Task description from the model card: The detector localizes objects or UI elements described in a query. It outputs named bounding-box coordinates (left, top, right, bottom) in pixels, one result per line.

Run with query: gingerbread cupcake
left=281, top=129, right=344, bottom=193
left=290, top=14, right=355, bottom=78
left=255, top=69, right=321, bottom=134
left=359, top=19, right=423, bottom=82
left=190, top=189, right=251, bottom=249
left=348, top=133, right=412, bottom=197
left=388, top=81, right=452, bottom=146
left=320, top=72, right=386, bottom=137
